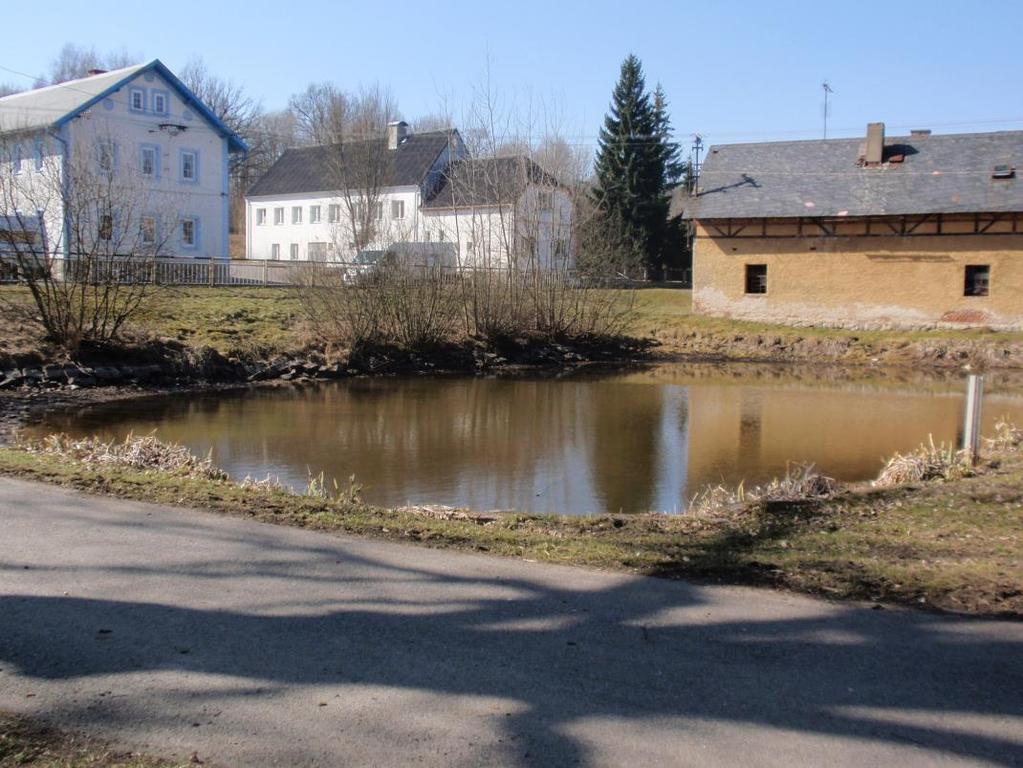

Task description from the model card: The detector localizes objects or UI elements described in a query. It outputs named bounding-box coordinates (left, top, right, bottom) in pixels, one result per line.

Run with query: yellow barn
left=684, top=123, right=1023, bottom=329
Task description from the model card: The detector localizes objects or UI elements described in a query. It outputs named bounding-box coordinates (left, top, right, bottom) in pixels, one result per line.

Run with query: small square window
left=141, top=216, right=157, bottom=244
left=97, top=141, right=115, bottom=172
left=141, top=146, right=157, bottom=177
left=181, top=151, right=197, bottom=182
left=964, top=265, right=989, bottom=297
left=745, top=264, right=768, bottom=294
left=98, top=214, right=113, bottom=241
left=181, top=218, right=196, bottom=247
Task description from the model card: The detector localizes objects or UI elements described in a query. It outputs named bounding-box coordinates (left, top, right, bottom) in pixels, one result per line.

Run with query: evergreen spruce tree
left=590, top=57, right=685, bottom=278
left=590, top=55, right=661, bottom=278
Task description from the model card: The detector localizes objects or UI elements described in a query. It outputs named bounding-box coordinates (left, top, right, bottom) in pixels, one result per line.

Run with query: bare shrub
left=1, top=127, right=174, bottom=351
left=296, top=261, right=461, bottom=352
left=19, top=432, right=228, bottom=481
left=873, top=436, right=973, bottom=488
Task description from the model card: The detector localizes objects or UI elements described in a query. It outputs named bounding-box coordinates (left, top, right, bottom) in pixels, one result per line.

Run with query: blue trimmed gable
left=54, top=60, right=248, bottom=154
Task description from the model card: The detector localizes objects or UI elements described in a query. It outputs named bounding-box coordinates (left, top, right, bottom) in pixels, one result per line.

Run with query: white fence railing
left=0, top=255, right=577, bottom=287
left=0, top=256, right=370, bottom=287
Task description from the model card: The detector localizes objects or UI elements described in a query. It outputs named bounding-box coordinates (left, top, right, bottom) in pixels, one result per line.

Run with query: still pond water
left=28, top=364, right=1023, bottom=515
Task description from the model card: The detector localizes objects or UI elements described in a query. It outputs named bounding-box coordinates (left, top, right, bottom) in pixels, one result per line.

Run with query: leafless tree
left=0, top=127, right=176, bottom=350
left=37, top=44, right=140, bottom=87
left=0, top=83, right=21, bottom=98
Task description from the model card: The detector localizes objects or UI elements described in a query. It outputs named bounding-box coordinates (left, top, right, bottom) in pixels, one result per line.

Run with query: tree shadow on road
left=3, top=536, right=1023, bottom=767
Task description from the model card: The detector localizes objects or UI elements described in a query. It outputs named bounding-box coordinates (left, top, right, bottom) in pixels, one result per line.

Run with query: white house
left=245, top=121, right=572, bottom=270
left=0, top=60, right=247, bottom=261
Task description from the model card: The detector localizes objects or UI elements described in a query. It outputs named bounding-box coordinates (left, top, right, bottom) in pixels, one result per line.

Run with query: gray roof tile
left=421, top=156, right=557, bottom=210
left=685, top=130, right=1023, bottom=219
left=247, top=130, right=456, bottom=196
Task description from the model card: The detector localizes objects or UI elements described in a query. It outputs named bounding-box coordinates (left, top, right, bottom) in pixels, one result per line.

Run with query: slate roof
left=421, top=156, right=558, bottom=210
left=247, top=131, right=456, bottom=196
left=684, top=130, right=1023, bottom=220
left=0, top=60, right=247, bottom=153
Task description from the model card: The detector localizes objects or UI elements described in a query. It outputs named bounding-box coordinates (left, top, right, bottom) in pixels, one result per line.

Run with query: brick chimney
left=864, top=122, right=885, bottom=165
left=387, top=121, right=410, bottom=150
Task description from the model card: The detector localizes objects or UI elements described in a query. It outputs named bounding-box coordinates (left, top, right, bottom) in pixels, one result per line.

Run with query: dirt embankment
left=657, top=328, right=1023, bottom=369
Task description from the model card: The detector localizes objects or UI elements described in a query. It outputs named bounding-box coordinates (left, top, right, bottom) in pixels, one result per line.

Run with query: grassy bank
left=0, top=712, right=190, bottom=768
left=1, top=438, right=1020, bottom=618
left=4, top=285, right=1023, bottom=368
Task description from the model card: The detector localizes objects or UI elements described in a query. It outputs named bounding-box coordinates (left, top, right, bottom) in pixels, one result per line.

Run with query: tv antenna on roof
left=822, top=81, right=834, bottom=139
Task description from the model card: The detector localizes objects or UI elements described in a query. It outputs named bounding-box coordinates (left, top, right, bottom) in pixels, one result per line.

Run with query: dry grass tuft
left=873, top=435, right=973, bottom=488
left=17, top=432, right=229, bottom=482
left=689, top=463, right=839, bottom=515
left=986, top=418, right=1023, bottom=452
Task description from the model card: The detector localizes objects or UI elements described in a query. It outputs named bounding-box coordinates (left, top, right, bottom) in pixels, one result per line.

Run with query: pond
left=25, top=364, right=1023, bottom=515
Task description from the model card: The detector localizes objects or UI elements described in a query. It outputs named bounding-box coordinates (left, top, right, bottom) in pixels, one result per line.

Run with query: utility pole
left=822, top=81, right=834, bottom=139
left=690, top=134, right=704, bottom=194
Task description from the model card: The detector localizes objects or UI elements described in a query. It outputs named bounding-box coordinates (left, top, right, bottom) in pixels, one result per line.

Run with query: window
left=98, top=214, right=113, bottom=241
left=33, top=138, right=44, bottom=171
left=554, top=239, right=570, bottom=261
left=152, top=91, right=167, bottom=115
left=537, top=190, right=554, bottom=210
left=141, top=216, right=157, bottom=245
left=391, top=200, right=405, bottom=219
left=437, top=228, right=445, bottom=242
left=309, top=205, right=321, bottom=224
left=181, top=218, right=197, bottom=248
left=328, top=204, right=341, bottom=223
left=274, top=207, right=285, bottom=225
left=271, top=243, right=281, bottom=260
left=308, top=242, right=328, bottom=262
left=180, top=150, right=197, bottom=182
left=291, top=206, right=303, bottom=224
left=256, top=208, right=267, bottom=226
left=129, top=88, right=145, bottom=112
left=372, top=201, right=384, bottom=221
left=965, top=265, right=990, bottom=297
left=424, top=229, right=431, bottom=242
left=12, top=144, right=23, bottom=174
left=290, top=243, right=299, bottom=260
left=745, top=264, right=768, bottom=294
left=140, top=146, right=157, bottom=177
left=96, top=141, right=115, bottom=172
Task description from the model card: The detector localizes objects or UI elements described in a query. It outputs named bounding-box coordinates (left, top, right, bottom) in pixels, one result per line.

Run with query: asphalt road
left=1, top=477, right=1021, bottom=767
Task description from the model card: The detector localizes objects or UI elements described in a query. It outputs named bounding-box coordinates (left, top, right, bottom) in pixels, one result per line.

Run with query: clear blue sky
left=4, top=0, right=1022, bottom=154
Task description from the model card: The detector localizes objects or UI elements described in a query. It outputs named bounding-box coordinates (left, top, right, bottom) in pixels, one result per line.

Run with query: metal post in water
left=962, top=374, right=984, bottom=465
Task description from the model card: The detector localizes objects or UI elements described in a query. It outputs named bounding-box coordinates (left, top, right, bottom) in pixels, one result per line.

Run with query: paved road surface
left=1, top=478, right=1021, bottom=767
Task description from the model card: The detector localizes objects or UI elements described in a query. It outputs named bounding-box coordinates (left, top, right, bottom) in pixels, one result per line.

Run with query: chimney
left=865, top=122, right=885, bottom=165
left=910, top=129, right=931, bottom=138
left=87, top=68, right=107, bottom=76
left=387, top=121, right=410, bottom=150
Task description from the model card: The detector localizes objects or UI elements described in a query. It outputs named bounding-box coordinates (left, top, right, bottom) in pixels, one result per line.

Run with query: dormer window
left=993, top=165, right=1016, bottom=180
